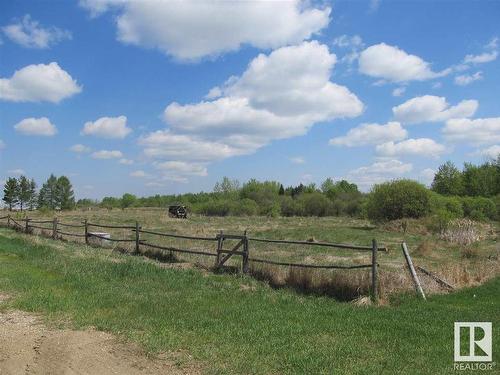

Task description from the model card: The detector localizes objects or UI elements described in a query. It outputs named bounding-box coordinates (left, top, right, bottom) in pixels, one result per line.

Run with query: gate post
left=135, top=221, right=140, bottom=254
left=371, top=238, right=378, bottom=304
left=52, top=217, right=58, bottom=239
left=242, top=230, right=249, bottom=274
left=84, top=219, right=89, bottom=245
left=25, top=217, right=30, bottom=233
left=215, top=230, right=223, bottom=268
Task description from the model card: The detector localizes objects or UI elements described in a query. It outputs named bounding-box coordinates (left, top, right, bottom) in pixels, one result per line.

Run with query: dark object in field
left=168, top=205, right=188, bottom=218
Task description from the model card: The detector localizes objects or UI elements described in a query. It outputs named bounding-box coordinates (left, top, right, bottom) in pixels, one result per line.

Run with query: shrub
left=297, top=193, right=333, bottom=217
left=197, top=200, right=232, bottom=216
left=231, top=198, right=259, bottom=216
left=461, top=196, right=496, bottom=221
left=428, top=209, right=456, bottom=234
left=366, top=179, right=430, bottom=221
left=429, top=192, right=463, bottom=218
left=280, top=196, right=305, bottom=216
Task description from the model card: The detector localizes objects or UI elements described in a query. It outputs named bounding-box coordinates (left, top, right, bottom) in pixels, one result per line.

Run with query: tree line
left=2, top=174, right=75, bottom=211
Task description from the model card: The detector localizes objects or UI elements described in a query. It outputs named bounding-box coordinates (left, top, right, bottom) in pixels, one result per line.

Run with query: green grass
left=0, top=228, right=498, bottom=374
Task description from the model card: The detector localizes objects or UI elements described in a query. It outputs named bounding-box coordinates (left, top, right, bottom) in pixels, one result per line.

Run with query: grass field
left=6, top=208, right=500, bottom=300
left=0, top=227, right=498, bottom=374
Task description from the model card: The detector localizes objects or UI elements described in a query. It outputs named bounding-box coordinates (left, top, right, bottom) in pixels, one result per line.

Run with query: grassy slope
left=0, top=228, right=498, bottom=374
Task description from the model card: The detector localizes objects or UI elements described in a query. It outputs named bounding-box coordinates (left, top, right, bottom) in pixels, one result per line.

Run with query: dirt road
left=0, top=296, right=199, bottom=375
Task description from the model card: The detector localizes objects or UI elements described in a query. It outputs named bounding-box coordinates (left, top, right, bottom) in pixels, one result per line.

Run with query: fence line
left=136, top=228, right=216, bottom=241
left=0, top=214, right=385, bottom=303
left=86, top=222, right=137, bottom=230
left=247, top=236, right=387, bottom=252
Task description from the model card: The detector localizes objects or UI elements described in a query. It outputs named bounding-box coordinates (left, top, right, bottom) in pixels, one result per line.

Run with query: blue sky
left=1, top=0, right=499, bottom=199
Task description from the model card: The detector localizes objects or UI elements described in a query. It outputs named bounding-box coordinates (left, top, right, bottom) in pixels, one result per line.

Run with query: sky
left=1, top=0, right=499, bottom=200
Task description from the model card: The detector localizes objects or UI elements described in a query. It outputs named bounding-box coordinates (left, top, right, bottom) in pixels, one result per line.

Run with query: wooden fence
left=0, top=214, right=387, bottom=302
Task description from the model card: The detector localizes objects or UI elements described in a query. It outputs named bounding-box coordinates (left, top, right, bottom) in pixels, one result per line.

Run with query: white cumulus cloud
left=81, top=116, right=132, bottom=139
left=70, top=144, right=91, bottom=153
left=0, top=62, right=81, bottom=103
left=392, top=95, right=478, bottom=124
left=14, top=117, right=57, bottom=136
left=154, top=161, right=208, bottom=177
left=454, top=71, right=483, bottom=86
left=2, top=14, right=71, bottom=49
left=474, top=145, right=500, bottom=159
left=79, top=0, right=331, bottom=61
left=358, top=43, right=450, bottom=82
left=139, top=41, right=363, bottom=182
left=329, top=122, right=407, bottom=147
left=376, top=138, right=446, bottom=158
left=130, top=170, right=149, bottom=178
left=91, top=150, right=123, bottom=159
left=345, top=159, right=413, bottom=190
left=443, top=117, right=500, bottom=145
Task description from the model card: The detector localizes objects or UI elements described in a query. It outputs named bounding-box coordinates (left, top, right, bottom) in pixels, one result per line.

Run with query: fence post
left=52, top=217, right=58, bottom=239
left=215, top=230, right=223, bottom=268
left=371, top=238, right=378, bottom=304
left=7, top=214, right=10, bottom=227
left=25, top=217, right=30, bottom=233
left=135, top=221, right=140, bottom=254
left=401, top=242, right=426, bottom=300
left=242, top=230, right=249, bottom=274
left=84, top=219, right=89, bottom=245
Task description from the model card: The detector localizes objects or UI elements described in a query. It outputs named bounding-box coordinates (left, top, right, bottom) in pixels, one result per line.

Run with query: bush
left=196, top=200, right=232, bottom=216
left=429, top=192, right=463, bottom=218
left=366, top=180, right=430, bottom=221
left=297, top=193, right=333, bottom=217
left=231, top=198, right=259, bottom=216
left=427, top=209, right=456, bottom=234
left=280, top=196, right=305, bottom=216
left=461, top=196, right=496, bottom=221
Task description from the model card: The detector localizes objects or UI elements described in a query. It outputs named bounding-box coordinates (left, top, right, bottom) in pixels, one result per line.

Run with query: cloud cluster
left=392, top=95, right=478, bottom=124
left=2, top=14, right=71, bottom=49
left=70, top=144, right=91, bottom=153
left=14, top=117, right=57, bottom=136
left=80, top=0, right=331, bottom=60
left=91, top=150, right=123, bottom=159
left=443, top=117, right=500, bottom=145
left=455, top=71, right=483, bottom=86
left=140, top=41, right=363, bottom=181
left=329, top=122, right=407, bottom=147
left=358, top=43, right=450, bottom=82
left=345, top=159, right=413, bottom=190
left=376, top=138, right=446, bottom=158
left=0, top=62, right=81, bottom=103
left=81, top=116, right=132, bottom=139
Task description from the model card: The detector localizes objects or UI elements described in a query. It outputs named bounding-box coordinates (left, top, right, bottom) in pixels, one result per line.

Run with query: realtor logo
left=454, top=322, right=492, bottom=362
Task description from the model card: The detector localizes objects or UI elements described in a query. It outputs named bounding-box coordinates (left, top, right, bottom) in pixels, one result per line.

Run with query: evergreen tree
left=278, top=184, right=285, bottom=195
left=2, top=177, right=19, bottom=211
left=38, top=174, right=58, bottom=209
left=28, top=179, right=37, bottom=210
left=17, top=176, right=31, bottom=211
left=56, top=176, right=75, bottom=210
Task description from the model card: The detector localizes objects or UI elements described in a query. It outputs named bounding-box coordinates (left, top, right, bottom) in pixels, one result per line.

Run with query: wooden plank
left=248, top=237, right=387, bottom=251
left=401, top=242, right=426, bottom=300
left=218, top=239, right=244, bottom=266
left=248, top=258, right=371, bottom=269
left=416, top=265, right=454, bottom=291
left=371, top=239, right=378, bottom=303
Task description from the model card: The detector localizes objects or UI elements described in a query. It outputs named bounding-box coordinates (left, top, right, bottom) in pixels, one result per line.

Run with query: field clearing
left=5, top=208, right=500, bottom=300
left=0, top=228, right=498, bottom=374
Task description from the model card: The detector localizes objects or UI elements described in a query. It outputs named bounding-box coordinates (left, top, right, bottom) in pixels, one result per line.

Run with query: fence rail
left=0, top=213, right=385, bottom=302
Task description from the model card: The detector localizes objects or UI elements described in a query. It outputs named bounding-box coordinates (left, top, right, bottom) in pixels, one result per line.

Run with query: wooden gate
left=215, top=231, right=249, bottom=273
